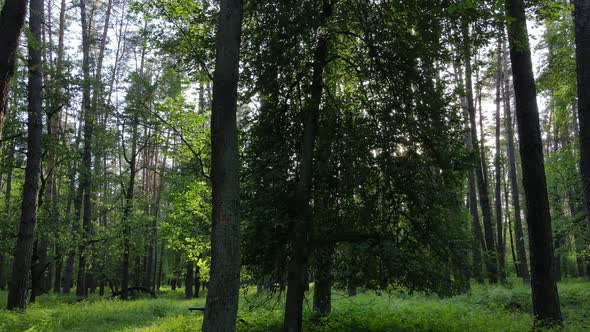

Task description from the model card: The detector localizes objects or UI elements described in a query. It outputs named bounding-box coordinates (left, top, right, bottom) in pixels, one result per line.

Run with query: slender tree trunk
left=574, top=0, right=590, bottom=243
left=76, top=0, right=92, bottom=298
left=463, top=21, right=498, bottom=284
left=7, top=0, right=44, bottom=309
left=504, top=167, right=519, bottom=276
left=494, top=37, right=505, bottom=282
left=502, top=37, right=530, bottom=282
left=505, top=0, right=562, bottom=323
left=455, top=61, right=485, bottom=283
left=121, top=113, right=139, bottom=300
left=284, top=3, right=331, bottom=332
left=0, top=0, right=28, bottom=138
left=201, top=0, right=244, bottom=331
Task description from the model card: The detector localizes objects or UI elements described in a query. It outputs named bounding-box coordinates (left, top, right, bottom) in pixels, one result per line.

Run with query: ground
left=0, top=279, right=589, bottom=331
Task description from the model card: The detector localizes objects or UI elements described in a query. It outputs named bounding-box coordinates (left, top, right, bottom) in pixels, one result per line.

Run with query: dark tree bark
left=201, top=0, right=244, bottom=331
left=157, top=242, right=164, bottom=291
left=502, top=37, right=529, bottom=282
left=462, top=22, right=498, bottom=284
left=505, top=0, right=562, bottom=323
left=6, top=0, right=44, bottom=310
left=185, top=263, right=194, bottom=299
left=494, top=37, right=505, bottom=282
left=0, top=0, right=28, bottom=138
left=0, top=140, right=15, bottom=290
left=312, top=244, right=334, bottom=316
left=284, top=3, right=331, bottom=331
left=76, top=0, right=92, bottom=298
left=121, top=110, right=140, bottom=300
left=574, top=0, right=590, bottom=242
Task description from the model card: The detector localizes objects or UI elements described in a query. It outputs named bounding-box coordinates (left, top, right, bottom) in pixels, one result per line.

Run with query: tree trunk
left=494, top=37, right=505, bottom=282
left=574, top=0, right=590, bottom=245
left=505, top=0, right=562, bottom=323
left=0, top=0, right=28, bottom=138
left=463, top=21, right=498, bottom=284
left=7, top=0, right=44, bottom=309
left=185, top=263, right=194, bottom=299
left=121, top=112, right=139, bottom=300
left=502, top=37, right=530, bottom=282
left=313, top=244, right=334, bottom=316
left=0, top=140, right=15, bottom=290
left=76, top=0, right=92, bottom=298
left=201, top=0, right=244, bottom=331
left=283, top=3, right=331, bottom=332
left=456, top=61, right=485, bottom=283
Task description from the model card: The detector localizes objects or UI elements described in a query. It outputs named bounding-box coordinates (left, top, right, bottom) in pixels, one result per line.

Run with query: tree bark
left=463, top=21, right=498, bottom=284
left=7, top=0, right=44, bottom=309
left=0, top=0, right=28, bottom=138
left=502, top=36, right=529, bottom=282
left=201, top=0, right=244, bottom=331
left=313, top=244, right=334, bottom=316
left=283, top=3, right=331, bottom=332
left=0, top=140, right=15, bottom=290
left=574, top=0, right=590, bottom=243
left=76, top=0, right=92, bottom=298
left=505, top=0, right=562, bottom=323
left=494, top=37, right=505, bottom=282
left=185, top=263, right=194, bottom=299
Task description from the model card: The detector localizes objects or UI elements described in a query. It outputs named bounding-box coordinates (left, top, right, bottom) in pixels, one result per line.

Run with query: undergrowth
left=1, top=279, right=589, bottom=331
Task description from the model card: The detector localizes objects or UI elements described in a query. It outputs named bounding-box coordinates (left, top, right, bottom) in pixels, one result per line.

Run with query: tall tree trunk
left=121, top=112, right=139, bottom=300
left=463, top=21, right=498, bottom=284
left=6, top=0, right=43, bottom=309
left=76, top=0, right=92, bottom=298
left=494, top=37, right=505, bottom=282
left=505, top=0, right=562, bottom=323
left=0, top=0, right=28, bottom=138
left=574, top=0, right=590, bottom=245
left=201, top=0, right=244, bottom=331
left=455, top=61, right=485, bottom=283
left=502, top=36, right=529, bottom=282
left=283, top=3, right=331, bottom=332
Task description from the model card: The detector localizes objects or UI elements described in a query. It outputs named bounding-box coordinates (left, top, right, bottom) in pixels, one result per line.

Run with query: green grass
left=1, top=280, right=589, bottom=331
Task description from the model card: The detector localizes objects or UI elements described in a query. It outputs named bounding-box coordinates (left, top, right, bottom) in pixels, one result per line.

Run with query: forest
left=1, top=0, right=590, bottom=331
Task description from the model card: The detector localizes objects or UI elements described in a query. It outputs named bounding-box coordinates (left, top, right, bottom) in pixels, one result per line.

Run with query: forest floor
left=0, top=279, right=589, bottom=331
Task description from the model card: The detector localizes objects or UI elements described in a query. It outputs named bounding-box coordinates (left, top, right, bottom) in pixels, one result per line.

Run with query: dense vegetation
left=0, top=0, right=590, bottom=331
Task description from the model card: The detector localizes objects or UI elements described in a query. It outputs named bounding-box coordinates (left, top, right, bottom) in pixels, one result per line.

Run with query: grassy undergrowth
left=1, top=280, right=589, bottom=331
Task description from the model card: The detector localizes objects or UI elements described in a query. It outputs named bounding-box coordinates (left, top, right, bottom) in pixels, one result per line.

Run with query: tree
left=7, top=0, right=43, bottom=310
left=574, top=0, right=590, bottom=244
left=505, top=0, right=562, bottom=324
left=502, top=35, right=530, bottom=282
left=283, top=1, right=332, bottom=330
left=0, top=0, right=28, bottom=138
left=201, top=0, right=244, bottom=331
left=494, top=36, right=505, bottom=282
left=462, top=20, right=498, bottom=284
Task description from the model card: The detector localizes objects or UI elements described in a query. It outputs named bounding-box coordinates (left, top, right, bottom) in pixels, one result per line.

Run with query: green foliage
left=3, top=281, right=590, bottom=331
